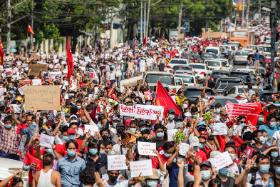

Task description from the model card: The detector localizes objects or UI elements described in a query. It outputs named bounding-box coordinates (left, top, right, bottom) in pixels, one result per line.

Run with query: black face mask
left=109, top=175, right=118, bottom=184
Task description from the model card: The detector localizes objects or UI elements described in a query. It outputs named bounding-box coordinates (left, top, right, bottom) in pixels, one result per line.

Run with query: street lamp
left=271, top=0, right=277, bottom=91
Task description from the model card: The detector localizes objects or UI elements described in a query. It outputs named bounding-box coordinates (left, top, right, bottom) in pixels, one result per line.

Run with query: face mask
left=129, top=128, right=136, bottom=133
left=156, top=132, right=164, bottom=138
left=270, top=122, right=277, bottom=128
left=258, top=117, right=264, bottom=122
left=183, top=104, right=188, bottom=109
left=201, top=170, right=211, bottom=181
left=199, top=143, right=205, bottom=149
left=215, top=108, right=221, bottom=113
left=230, top=153, right=236, bottom=160
left=275, top=166, right=280, bottom=175
left=46, top=148, right=54, bottom=155
left=169, top=114, right=175, bottom=120
left=176, top=122, right=183, bottom=128
left=146, top=180, right=158, bottom=187
left=113, top=122, right=118, bottom=128
left=23, top=165, right=30, bottom=171
left=77, top=106, right=81, bottom=109
left=109, top=175, right=118, bottom=183
left=89, top=148, right=98, bottom=155
left=63, top=136, right=69, bottom=141
left=99, top=150, right=106, bottom=154
left=240, top=123, right=246, bottom=126
left=4, top=124, right=12, bottom=129
left=219, top=168, right=229, bottom=177
left=259, top=164, right=270, bottom=173
left=69, top=135, right=76, bottom=140
left=271, top=151, right=279, bottom=158
left=67, top=149, right=76, bottom=157
left=259, top=136, right=267, bottom=144
left=42, top=118, right=48, bottom=124
left=77, top=128, right=84, bottom=137
left=164, top=152, right=172, bottom=158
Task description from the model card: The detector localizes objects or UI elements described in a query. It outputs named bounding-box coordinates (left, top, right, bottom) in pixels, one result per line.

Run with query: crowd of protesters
left=0, top=36, right=279, bottom=187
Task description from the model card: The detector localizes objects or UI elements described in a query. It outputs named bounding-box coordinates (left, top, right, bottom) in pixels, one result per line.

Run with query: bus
left=229, top=30, right=255, bottom=48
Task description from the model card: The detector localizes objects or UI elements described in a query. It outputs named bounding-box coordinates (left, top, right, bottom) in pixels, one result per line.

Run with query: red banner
left=226, top=102, right=262, bottom=126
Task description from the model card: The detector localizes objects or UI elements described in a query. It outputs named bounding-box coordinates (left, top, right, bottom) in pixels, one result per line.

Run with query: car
left=201, top=53, right=217, bottom=60
left=205, top=46, right=221, bottom=56
left=210, top=70, right=230, bottom=82
left=144, top=71, right=183, bottom=91
left=188, top=63, right=208, bottom=79
left=174, top=74, right=197, bottom=87
left=233, top=50, right=251, bottom=65
left=167, top=58, right=188, bottom=68
left=223, top=85, right=250, bottom=103
left=184, top=87, right=215, bottom=104
left=205, top=59, right=231, bottom=73
left=173, top=65, right=193, bottom=75
left=229, top=71, right=256, bottom=85
left=211, top=96, right=238, bottom=106
left=214, top=77, right=243, bottom=94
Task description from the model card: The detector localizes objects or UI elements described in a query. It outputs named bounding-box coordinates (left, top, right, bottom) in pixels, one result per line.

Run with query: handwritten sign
left=211, top=123, right=228, bottom=135
left=209, top=151, right=233, bottom=170
left=23, top=86, right=60, bottom=111
left=29, top=64, right=48, bottom=76
left=84, top=124, right=99, bottom=136
left=107, top=155, right=128, bottom=171
left=167, top=129, right=178, bottom=141
left=130, top=160, right=153, bottom=177
left=179, top=143, right=190, bottom=156
left=119, top=104, right=164, bottom=120
left=40, top=134, right=55, bottom=148
left=137, top=142, right=156, bottom=156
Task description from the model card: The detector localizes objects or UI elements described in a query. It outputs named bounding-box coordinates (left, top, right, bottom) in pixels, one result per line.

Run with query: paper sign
left=40, top=134, right=55, bottom=148
left=130, top=160, right=153, bottom=177
left=29, top=64, right=48, bottom=76
left=107, top=155, right=128, bottom=171
left=209, top=151, right=233, bottom=170
left=23, top=86, right=61, bottom=111
left=119, top=104, right=164, bottom=120
left=48, top=72, right=62, bottom=79
left=137, top=142, right=156, bottom=156
left=179, top=143, right=190, bottom=156
left=84, top=124, right=99, bottom=136
left=212, top=123, right=228, bottom=135
left=0, top=87, right=6, bottom=96
left=167, top=129, right=178, bottom=141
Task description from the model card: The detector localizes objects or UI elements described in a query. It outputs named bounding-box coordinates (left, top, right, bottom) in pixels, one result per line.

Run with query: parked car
left=184, top=87, right=215, bottom=104
left=188, top=63, right=208, bottom=79
left=229, top=71, right=256, bottom=85
left=174, top=74, right=197, bottom=87
left=205, top=46, right=221, bottom=56
left=210, top=70, right=230, bottom=82
left=214, top=77, right=243, bottom=94
left=205, top=59, right=231, bottom=73
left=233, top=50, right=251, bottom=65
left=212, top=96, right=238, bottom=106
left=167, top=58, right=188, bottom=68
left=173, top=65, right=193, bottom=75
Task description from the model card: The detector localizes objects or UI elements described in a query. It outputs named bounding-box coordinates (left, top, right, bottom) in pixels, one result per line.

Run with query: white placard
left=212, top=123, right=228, bottom=135
left=40, top=134, right=55, bottom=148
left=0, top=87, right=6, bottom=96
left=137, top=142, right=156, bottom=156
left=179, top=143, right=190, bottom=156
left=130, top=160, right=153, bottom=177
left=167, top=129, right=178, bottom=141
left=209, top=151, right=233, bottom=170
left=119, top=104, right=164, bottom=120
left=84, top=124, right=99, bottom=136
left=107, top=155, right=128, bottom=171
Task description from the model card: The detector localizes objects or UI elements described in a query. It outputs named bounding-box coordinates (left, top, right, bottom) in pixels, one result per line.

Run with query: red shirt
left=196, top=149, right=207, bottom=162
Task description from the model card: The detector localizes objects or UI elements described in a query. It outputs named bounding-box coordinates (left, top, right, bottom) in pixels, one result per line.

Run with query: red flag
left=66, top=38, right=74, bottom=80
left=0, top=39, right=4, bottom=65
left=27, top=24, right=35, bottom=35
left=143, top=36, right=147, bottom=47
left=155, top=81, right=182, bottom=116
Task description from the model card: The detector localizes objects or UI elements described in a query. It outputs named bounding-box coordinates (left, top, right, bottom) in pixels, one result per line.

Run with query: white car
left=205, top=46, right=221, bottom=56
left=167, top=58, right=188, bottom=68
left=225, top=85, right=258, bottom=103
left=205, top=59, right=231, bottom=73
left=174, top=74, right=197, bottom=87
left=188, top=63, right=208, bottom=79
left=173, top=65, right=193, bottom=75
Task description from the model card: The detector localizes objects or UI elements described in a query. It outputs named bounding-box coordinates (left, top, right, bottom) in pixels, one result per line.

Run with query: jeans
left=0, top=150, right=20, bottom=160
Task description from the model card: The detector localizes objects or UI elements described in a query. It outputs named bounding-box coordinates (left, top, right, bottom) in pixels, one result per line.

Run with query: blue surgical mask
left=259, top=136, right=267, bottom=144
left=230, top=153, right=236, bottom=160
left=259, top=164, right=270, bottom=173
left=63, top=136, right=69, bottom=141
left=46, top=149, right=54, bottom=154
left=99, top=150, right=106, bottom=154
left=146, top=180, right=158, bottom=187
left=275, top=166, right=280, bottom=175
left=270, top=122, right=277, bottom=128
left=219, top=168, right=229, bottom=177
left=4, top=124, right=12, bottom=129
left=164, top=152, right=172, bottom=158
left=240, top=123, right=246, bottom=126
left=271, top=151, right=279, bottom=158
left=201, top=170, right=211, bottom=181
left=199, top=143, right=205, bottom=149
left=69, top=135, right=76, bottom=140
left=89, top=148, right=98, bottom=155
left=156, top=132, right=164, bottom=138
left=67, top=149, right=76, bottom=157
left=169, top=114, right=175, bottom=120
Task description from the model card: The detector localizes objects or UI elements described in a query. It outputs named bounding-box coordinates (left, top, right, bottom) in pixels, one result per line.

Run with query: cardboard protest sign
left=209, top=151, right=233, bottom=170
left=179, top=143, right=190, bottom=156
left=137, top=142, right=156, bottom=156
left=84, top=124, right=99, bottom=136
left=226, top=102, right=261, bottom=126
left=211, top=123, right=228, bottom=135
left=119, top=104, right=164, bottom=120
left=23, top=86, right=60, bottom=111
left=130, top=160, right=153, bottom=177
left=28, top=64, right=48, bottom=76
left=40, top=134, right=55, bottom=148
left=107, top=155, right=128, bottom=171
left=167, top=129, right=178, bottom=141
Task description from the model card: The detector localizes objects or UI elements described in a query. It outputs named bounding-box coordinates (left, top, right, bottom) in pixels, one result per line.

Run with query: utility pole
left=30, top=0, right=34, bottom=52
left=178, top=1, right=183, bottom=39
left=241, top=0, right=246, bottom=27
left=7, top=0, right=11, bottom=55
left=246, top=0, right=250, bottom=27
left=146, top=0, right=151, bottom=38
left=271, top=0, right=277, bottom=92
left=143, top=0, right=147, bottom=40
left=140, top=0, right=143, bottom=44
